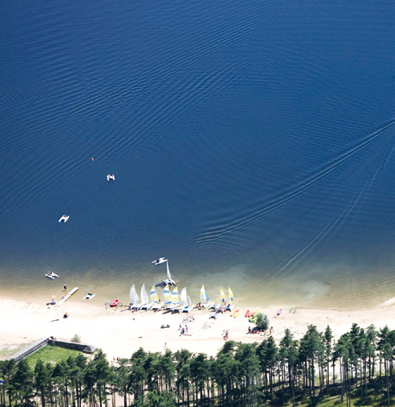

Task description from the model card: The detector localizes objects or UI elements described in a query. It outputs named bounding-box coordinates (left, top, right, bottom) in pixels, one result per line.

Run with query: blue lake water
left=1, top=0, right=394, bottom=308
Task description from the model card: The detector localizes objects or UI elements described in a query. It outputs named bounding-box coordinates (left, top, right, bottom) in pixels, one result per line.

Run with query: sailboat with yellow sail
left=226, top=287, right=234, bottom=311
left=199, top=285, right=213, bottom=309
left=170, top=286, right=181, bottom=312
left=209, top=288, right=227, bottom=312
left=162, top=284, right=173, bottom=310
left=148, top=285, right=163, bottom=311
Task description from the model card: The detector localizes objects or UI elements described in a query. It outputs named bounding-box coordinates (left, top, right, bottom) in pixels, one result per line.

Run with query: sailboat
left=180, top=287, right=194, bottom=313
left=199, top=285, right=213, bottom=309
left=217, top=288, right=226, bottom=311
left=169, top=286, right=181, bottom=312
left=139, top=284, right=150, bottom=310
left=129, top=284, right=141, bottom=310
left=226, top=287, right=234, bottom=311
left=152, top=257, right=177, bottom=286
left=208, top=288, right=224, bottom=311
left=163, top=284, right=173, bottom=310
left=150, top=285, right=163, bottom=311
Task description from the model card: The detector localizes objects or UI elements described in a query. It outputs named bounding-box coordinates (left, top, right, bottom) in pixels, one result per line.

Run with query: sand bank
left=1, top=293, right=395, bottom=361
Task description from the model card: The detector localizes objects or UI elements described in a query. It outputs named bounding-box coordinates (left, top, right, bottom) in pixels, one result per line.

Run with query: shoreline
left=2, top=293, right=395, bottom=361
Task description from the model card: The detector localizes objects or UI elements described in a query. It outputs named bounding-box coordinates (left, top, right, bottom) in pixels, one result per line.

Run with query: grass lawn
left=25, top=345, right=86, bottom=367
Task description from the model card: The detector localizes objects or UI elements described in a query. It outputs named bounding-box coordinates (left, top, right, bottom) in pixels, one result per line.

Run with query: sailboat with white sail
left=180, top=287, right=194, bottom=313
left=139, top=284, right=150, bottom=310
left=129, top=284, right=141, bottom=311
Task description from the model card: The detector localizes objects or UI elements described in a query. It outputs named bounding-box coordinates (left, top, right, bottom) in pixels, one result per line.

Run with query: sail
left=150, top=285, right=159, bottom=303
left=163, top=284, right=172, bottom=305
left=180, top=287, right=188, bottom=307
left=166, top=262, right=172, bottom=280
left=129, top=284, right=139, bottom=304
left=200, top=285, right=209, bottom=303
left=171, top=287, right=180, bottom=306
left=220, top=288, right=226, bottom=305
left=228, top=287, right=234, bottom=305
left=140, top=284, right=149, bottom=304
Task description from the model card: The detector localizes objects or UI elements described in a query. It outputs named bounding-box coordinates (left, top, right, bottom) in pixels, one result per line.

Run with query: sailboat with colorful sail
left=150, top=285, right=163, bottom=311
left=217, top=288, right=226, bottom=311
left=199, top=285, right=213, bottom=309
left=163, top=284, right=173, bottom=310
left=170, top=286, right=181, bottom=312
left=209, top=288, right=226, bottom=311
left=226, top=287, right=234, bottom=311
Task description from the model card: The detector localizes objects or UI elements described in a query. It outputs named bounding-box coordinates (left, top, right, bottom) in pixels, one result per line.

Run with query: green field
left=25, top=344, right=86, bottom=367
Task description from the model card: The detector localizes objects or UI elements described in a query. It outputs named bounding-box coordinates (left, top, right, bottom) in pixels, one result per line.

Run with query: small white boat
left=58, top=215, right=69, bottom=223
left=45, top=272, right=59, bottom=280
left=83, top=293, right=96, bottom=300
left=107, top=174, right=115, bottom=181
left=152, top=257, right=167, bottom=265
left=180, top=287, right=194, bottom=313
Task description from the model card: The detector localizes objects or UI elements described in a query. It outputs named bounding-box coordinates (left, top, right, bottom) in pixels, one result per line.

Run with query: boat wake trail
left=195, top=120, right=395, bottom=253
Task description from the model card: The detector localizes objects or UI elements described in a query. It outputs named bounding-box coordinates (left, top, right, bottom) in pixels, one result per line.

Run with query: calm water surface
left=1, top=1, right=394, bottom=309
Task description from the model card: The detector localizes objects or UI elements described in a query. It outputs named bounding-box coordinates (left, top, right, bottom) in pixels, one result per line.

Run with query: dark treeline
left=0, top=323, right=394, bottom=407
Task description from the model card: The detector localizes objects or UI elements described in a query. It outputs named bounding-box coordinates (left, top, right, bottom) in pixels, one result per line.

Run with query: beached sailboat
left=139, top=284, right=150, bottom=310
left=149, top=285, right=163, bottom=311
left=199, top=285, right=213, bottom=309
left=129, top=284, right=141, bottom=310
left=209, top=288, right=226, bottom=311
left=163, top=284, right=173, bottom=310
left=226, top=287, right=234, bottom=311
left=180, top=287, right=194, bottom=313
left=170, top=286, right=181, bottom=312
left=217, top=288, right=226, bottom=311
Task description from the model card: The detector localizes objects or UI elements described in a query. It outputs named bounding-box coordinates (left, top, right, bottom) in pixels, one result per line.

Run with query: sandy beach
left=1, top=290, right=395, bottom=361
